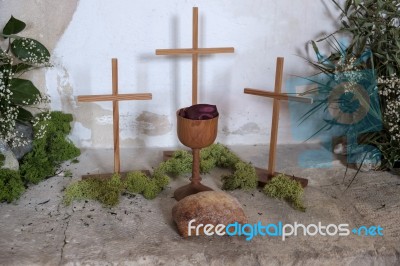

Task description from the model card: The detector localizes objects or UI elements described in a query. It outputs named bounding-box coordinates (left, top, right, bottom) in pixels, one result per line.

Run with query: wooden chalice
left=174, top=110, right=218, bottom=201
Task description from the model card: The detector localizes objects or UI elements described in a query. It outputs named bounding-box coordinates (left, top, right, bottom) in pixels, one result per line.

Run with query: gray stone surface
left=11, top=122, right=34, bottom=160
left=0, top=139, right=19, bottom=170
left=0, top=144, right=399, bottom=265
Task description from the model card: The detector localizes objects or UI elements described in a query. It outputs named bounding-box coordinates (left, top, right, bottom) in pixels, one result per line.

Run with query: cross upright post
left=156, top=7, right=234, bottom=105
left=77, top=58, right=152, bottom=175
left=244, top=57, right=312, bottom=187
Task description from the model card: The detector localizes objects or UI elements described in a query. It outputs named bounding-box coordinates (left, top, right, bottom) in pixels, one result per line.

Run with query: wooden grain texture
left=255, top=168, right=308, bottom=188
left=174, top=112, right=218, bottom=201
left=244, top=88, right=312, bottom=104
left=155, top=47, right=234, bottom=55
left=77, top=58, right=152, bottom=174
left=244, top=57, right=308, bottom=187
left=176, top=112, right=218, bottom=149
left=193, top=7, right=198, bottom=50
left=155, top=7, right=234, bottom=105
left=268, top=57, right=284, bottom=176
left=192, top=53, right=198, bottom=105
left=112, top=59, right=120, bottom=173
left=77, top=93, right=152, bottom=102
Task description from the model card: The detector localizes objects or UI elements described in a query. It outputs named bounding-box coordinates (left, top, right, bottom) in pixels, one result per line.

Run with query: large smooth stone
left=172, top=191, right=248, bottom=237
left=0, top=140, right=19, bottom=171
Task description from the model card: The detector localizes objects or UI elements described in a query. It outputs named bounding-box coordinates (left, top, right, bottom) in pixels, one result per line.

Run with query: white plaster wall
left=2, top=0, right=342, bottom=148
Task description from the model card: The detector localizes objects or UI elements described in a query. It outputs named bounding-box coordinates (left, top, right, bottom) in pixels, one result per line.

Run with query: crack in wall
left=59, top=214, right=71, bottom=265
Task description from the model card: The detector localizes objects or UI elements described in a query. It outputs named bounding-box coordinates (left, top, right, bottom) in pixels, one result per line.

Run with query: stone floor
left=0, top=144, right=399, bottom=265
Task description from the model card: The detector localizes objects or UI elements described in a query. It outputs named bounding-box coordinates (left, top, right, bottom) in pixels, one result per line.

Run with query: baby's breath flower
left=378, top=74, right=400, bottom=143
left=0, top=64, right=51, bottom=147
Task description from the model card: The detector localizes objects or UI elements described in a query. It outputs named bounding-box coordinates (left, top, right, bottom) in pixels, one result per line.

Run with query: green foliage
left=263, top=174, right=305, bottom=211
left=335, top=0, right=400, bottom=76
left=20, top=111, right=80, bottom=184
left=303, top=0, right=400, bottom=169
left=11, top=38, right=50, bottom=65
left=0, top=154, right=4, bottom=166
left=1, top=15, right=51, bottom=145
left=2, top=16, right=26, bottom=37
left=221, top=161, right=258, bottom=191
left=0, top=169, right=25, bottom=203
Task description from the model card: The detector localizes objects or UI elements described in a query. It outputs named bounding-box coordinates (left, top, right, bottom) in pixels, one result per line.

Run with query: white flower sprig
left=333, top=56, right=365, bottom=93
left=378, top=73, right=400, bottom=142
left=0, top=57, right=51, bottom=147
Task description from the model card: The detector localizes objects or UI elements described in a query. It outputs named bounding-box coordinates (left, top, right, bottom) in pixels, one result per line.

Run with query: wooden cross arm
left=77, top=93, right=152, bottom=102
left=244, top=88, right=313, bottom=104
left=156, top=47, right=234, bottom=55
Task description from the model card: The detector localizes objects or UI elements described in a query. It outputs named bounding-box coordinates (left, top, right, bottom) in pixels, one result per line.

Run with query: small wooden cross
left=77, top=58, right=152, bottom=175
left=244, top=57, right=312, bottom=187
left=156, top=7, right=234, bottom=105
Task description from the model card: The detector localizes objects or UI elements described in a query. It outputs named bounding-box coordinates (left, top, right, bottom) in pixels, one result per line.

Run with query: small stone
left=172, top=191, right=248, bottom=237
left=0, top=139, right=19, bottom=171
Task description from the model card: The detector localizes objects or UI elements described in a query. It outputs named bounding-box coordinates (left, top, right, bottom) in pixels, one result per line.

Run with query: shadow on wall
left=295, top=0, right=343, bottom=60
left=206, top=69, right=233, bottom=144
left=138, top=15, right=185, bottom=148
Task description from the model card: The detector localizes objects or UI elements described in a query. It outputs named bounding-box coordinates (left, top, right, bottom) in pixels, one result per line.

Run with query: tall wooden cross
left=156, top=7, right=234, bottom=105
left=77, top=58, right=152, bottom=174
left=244, top=57, right=312, bottom=187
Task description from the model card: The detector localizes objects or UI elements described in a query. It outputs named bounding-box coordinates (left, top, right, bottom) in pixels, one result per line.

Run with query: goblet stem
left=191, top=148, right=201, bottom=184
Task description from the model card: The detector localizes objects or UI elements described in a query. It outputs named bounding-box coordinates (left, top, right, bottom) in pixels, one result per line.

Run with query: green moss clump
left=63, top=143, right=259, bottom=206
left=153, top=172, right=170, bottom=188
left=221, top=161, right=258, bottom=190
left=0, top=169, right=25, bottom=203
left=97, top=174, right=123, bottom=206
left=142, top=180, right=161, bottom=200
left=64, top=173, right=122, bottom=207
left=20, top=111, right=80, bottom=184
left=263, top=174, right=305, bottom=211
left=65, top=170, right=171, bottom=206
left=125, top=171, right=149, bottom=194
left=63, top=179, right=93, bottom=206
left=156, top=150, right=193, bottom=176
left=202, top=143, right=240, bottom=168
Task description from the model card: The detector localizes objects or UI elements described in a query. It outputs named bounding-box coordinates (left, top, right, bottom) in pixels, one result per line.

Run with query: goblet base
left=174, top=182, right=213, bottom=201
